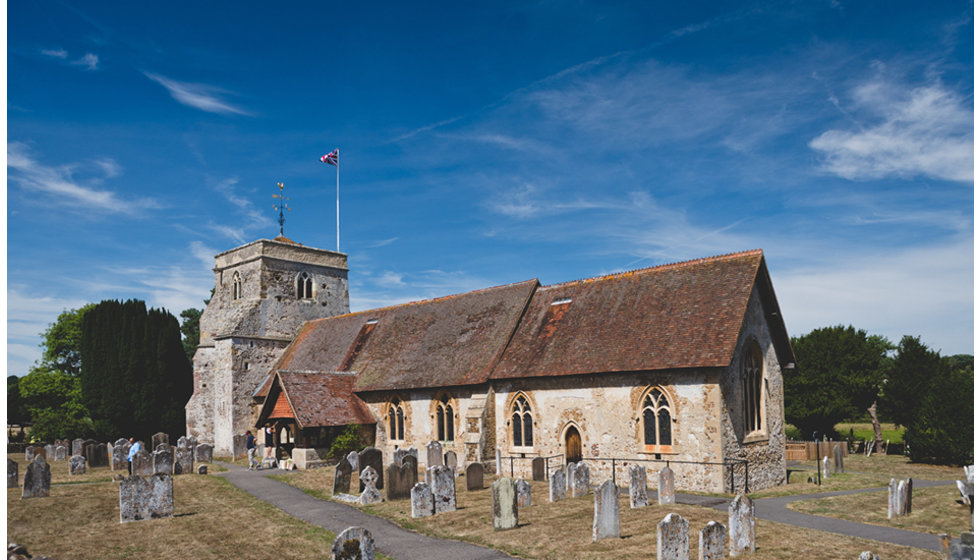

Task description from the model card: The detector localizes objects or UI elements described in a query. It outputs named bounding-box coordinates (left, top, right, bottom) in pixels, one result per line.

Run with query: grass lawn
left=273, top=466, right=940, bottom=560
left=785, top=422, right=905, bottom=443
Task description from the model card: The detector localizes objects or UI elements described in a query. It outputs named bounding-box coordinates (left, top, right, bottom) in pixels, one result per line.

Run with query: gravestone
left=822, top=456, right=831, bottom=478
left=393, top=447, right=418, bottom=466
left=903, top=478, right=913, bottom=515
left=567, top=462, right=576, bottom=491
left=729, top=494, right=755, bottom=556
left=411, top=482, right=434, bottom=518
left=592, top=479, right=620, bottom=542
left=887, top=478, right=898, bottom=518
left=894, top=479, right=910, bottom=517
left=112, top=438, right=130, bottom=471
left=347, top=450, right=359, bottom=472
left=466, top=462, right=485, bottom=491
left=153, top=448, right=173, bottom=475
left=84, top=442, right=108, bottom=467
left=8, top=458, right=18, bottom=488
left=857, top=552, right=880, bottom=560
left=54, top=445, right=68, bottom=462
left=699, top=520, right=726, bottom=560
left=25, top=446, right=36, bottom=462
left=966, top=465, right=975, bottom=484
left=657, top=512, right=689, bottom=560
left=492, top=478, right=518, bottom=531
left=331, top=526, right=375, bottom=560
left=155, top=442, right=169, bottom=453
left=833, top=444, right=844, bottom=473
left=444, top=450, right=458, bottom=473
left=385, top=461, right=417, bottom=501
left=195, top=444, right=213, bottom=463
left=358, top=448, right=384, bottom=491
left=197, top=464, right=208, bottom=475
left=232, top=434, right=246, bottom=459
left=956, top=480, right=973, bottom=506
left=174, top=444, right=194, bottom=475
left=571, top=462, right=590, bottom=498
left=426, top=441, right=443, bottom=470
left=430, top=465, right=457, bottom=513
left=45, top=444, right=56, bottom=459
left=516, top=478, right=531, bottom=508
left=628, top=464, right=649, bottom=508
left=359, top=466, right=383, bottom=505
left=69, top=454, right=87, bottom=475
left=531, top=457, right=545, bottom=481
left=152, top=432, right=169, bottom=450
left=658, top=466, right=675, bottom=505
left=496, top=448, right=502, bottom=475
left=119, top=473, right=175, bottom=522
left=403, top=454, right=419, bottom=476
left=951, top=532, right=974, bottom=560
left=72, top=438, right=86, bottom=457
left=22, top=455, right=51, bottom=499
left=334, top=457, right=353, bottom=495
left=132, top=450, right=153, bottom=476
left=549, top=469, right=566, bottom=502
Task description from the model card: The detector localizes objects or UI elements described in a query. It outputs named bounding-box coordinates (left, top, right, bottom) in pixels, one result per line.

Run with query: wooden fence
left=785, top=440, right=851, bottom=461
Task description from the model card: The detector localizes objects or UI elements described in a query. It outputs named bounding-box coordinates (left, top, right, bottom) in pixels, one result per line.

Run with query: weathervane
left=272, top=182, right=291, bottom=236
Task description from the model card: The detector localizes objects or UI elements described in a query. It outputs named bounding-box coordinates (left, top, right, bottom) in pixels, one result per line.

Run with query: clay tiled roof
left=269, top=391, right=295, bottom=419
left=491, top=250, right=781, bottom=379
left=257, top=371, right=375, bottom=429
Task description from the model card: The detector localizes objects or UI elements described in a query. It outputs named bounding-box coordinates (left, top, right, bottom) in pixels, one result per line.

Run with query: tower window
left=296, top=272, right=314, bottom=299
left=232, top=272, right=243, bottom=300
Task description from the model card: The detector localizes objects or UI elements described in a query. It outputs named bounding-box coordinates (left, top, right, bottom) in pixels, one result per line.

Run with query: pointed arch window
left=387, top=398, right=405, bottom=441
left=435, top=394, right=454, bottom=442
left=642, top=388, right=672, bottom=448
left=742, top=342, right=765, bottom=436
left=296, top=272, right=314, bottom=299
left=512, top=394, right=533, bottom=448
left=232, top=272, right=243, bottom=300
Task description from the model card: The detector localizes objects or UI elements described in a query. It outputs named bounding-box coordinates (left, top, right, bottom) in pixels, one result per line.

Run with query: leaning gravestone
left=629, top=464, right=649, bottom=508
left=119, top=473, right=174, bottom=522
left=54, top=445, right=68, bottom=462
left=956, top=480, right=973, bottom=507
left=492, top=478, right=518, bottom=531
left=729, top=494, right=756, bottom=556
left=151, top=432, right=169, bottom=450
left=195, top=444, right=213, bottom=464
left=385, top=461, right=416, bottom=501
left=132, top=450, right=153, bottom=476
left=430, top=465, right=456, bottom=513
left=334, top=457, right=353, bottom=495
left=174, top=444, right=194, bottom=475
left=657, top=512, right=689, bottom=560
left=426, top=441, right=443, bottom=470
left=153, top=448, right=174, bottom=475
left=72, top=438, right=86, bottom=457
left=592, top=479, right=620, bottom=542
left=331, top=526, right=375, bottom=560
left=358, top=448, right=384, bottom=491
left=531, top=457, right=545, bottom=481
left=346, top=450, right=360, bottom=472
left=549, top=469, right=566, bottom=502
left=659, top=465, right=675, bottom=505
left=359, top=466, right=383, bottom=505
left=466, top=462, right=485, bottom=491
left=699, top=520, right=727, bottom=560
left=833, top=444, right=844, bottom=473
left=516, top=479, right=531, bottom=508
left=69, top=455, right=87, bottom=476
left=411, top=482, right=434, bottom=518
left=22, top=455, right=51, bottom=499
left=571, top=463, right=590, bottom=498
left=8, top=458, right=19, bottom=488
left=444, top=450, right=458, bottom=473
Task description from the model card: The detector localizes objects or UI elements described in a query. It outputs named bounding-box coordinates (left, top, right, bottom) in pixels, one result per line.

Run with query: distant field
left=785, top=422, right=904, bottom=443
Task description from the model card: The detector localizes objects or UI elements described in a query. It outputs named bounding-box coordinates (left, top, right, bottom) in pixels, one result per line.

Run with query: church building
left=186, top=238, right=794, bottom=493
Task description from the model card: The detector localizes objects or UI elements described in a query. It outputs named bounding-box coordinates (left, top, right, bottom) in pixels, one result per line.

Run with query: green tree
left=41, top=304, right=96, bottom=377
left=903, top=356, right=973, bottom=464
left=7, top=376, right=30, bottom=425
left=880, top=336, right=943, bottom=428
left=179, top=308, right=203, bottom=363
left=18, top=365, right=93, bottom=441
left=785, top=325, right=892, bottom=439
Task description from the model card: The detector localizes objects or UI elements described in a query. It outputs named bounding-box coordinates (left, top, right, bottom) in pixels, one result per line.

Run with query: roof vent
left=551, top=297, right=572, bottom=306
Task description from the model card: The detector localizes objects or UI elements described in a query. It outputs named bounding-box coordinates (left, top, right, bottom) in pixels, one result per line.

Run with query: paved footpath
left=216, top=463, right=511, bottom=560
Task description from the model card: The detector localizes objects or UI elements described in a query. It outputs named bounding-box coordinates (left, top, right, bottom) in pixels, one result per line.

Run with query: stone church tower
left=184, top=236, right=349, bottom=455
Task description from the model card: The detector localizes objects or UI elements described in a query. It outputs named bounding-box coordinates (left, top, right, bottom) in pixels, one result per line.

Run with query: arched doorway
left=565, top=426, right=582, bottom=464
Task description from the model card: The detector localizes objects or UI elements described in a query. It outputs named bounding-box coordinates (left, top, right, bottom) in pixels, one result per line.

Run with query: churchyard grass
left=789, top=484, right=971, bottom=537
left=275, top=468, right=937, bottom=560
left=835, top=422, right=904, bottom=443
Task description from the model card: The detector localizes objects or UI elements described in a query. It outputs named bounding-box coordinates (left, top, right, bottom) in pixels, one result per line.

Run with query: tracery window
left=232, top=272, right=242, bottom=300
left=511, top=394, right=533, bottom=448
left=435, top=394, right=454, bottom=442
left=742, top=341, right=764, bottom=435
left=296, top=272, right=314, bottom=299
left=387, top=398, right=405, bottom=441
left=642, top=388, right=673, bottom=449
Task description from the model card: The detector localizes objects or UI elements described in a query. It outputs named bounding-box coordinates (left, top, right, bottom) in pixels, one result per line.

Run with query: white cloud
left=41, top=48, right=67, bottom=59
left=367, top=237, right=398, bottom=248
left=71, top=53, right=100, bottom=71
left=144, top=72, right=251, bottom=116
left=810, top=82, right=973, bottom=182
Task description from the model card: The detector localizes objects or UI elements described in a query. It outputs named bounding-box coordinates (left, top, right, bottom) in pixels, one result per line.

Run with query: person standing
left=126, top=437, right=141, bottom=475
left=246, top=430, right=259, bottom=470
left=264, top=424, right=276, bottom=467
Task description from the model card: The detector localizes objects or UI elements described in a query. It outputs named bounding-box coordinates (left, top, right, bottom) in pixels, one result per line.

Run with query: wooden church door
left=565, top=427, right=582, bottom=464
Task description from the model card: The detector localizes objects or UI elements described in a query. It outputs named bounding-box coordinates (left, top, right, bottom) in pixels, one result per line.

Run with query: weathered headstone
left=658, top=466, right=675, bottom=505
left=699, top=520, right=726, bottom=560
left=549, top=469, right=566, bottom=502
left=331, top=526, right=375, bottom=560
left=131, top=450, right=153, bottom=476
left=83, top=442, right=108, bottom=467
left=466, top=462, right=485, bottom=491
left=531, top=457, right=545, bottom=481
left=903, top=478, right=913, bottom=515
left=8, top=458, right=19, bottom=488
left=69, top=454, right=87, bottom=475
left=657, top=512, right=689, bottom=560
left=359, top=466, right=382, bottom=505
left=359, top=447, right=384, bottom=491
left=151, top=432, right=169, bottom=450
left=197, top=464, right=208, bottom=475
left=516, top=478, right=531, bottom=508
left=833, top=444, right=844, bottom=473
left=966, top=465, right=975, bottom=484
left=956, top=480, right=973, bottom=506
left=857, top=552, right=880, bottom=560
left=951, top=532, right=974, bottom=560
left=72, top=438, right=86, bottom=457
left=592, top=479, right=620, bottom=542
left=411, top=482, right=435, bottom=518
left=430, top=465, right=456, bottom=513
left=894, top=479, right=909, bottom=517
left=232, top=434, right=246, bottom=459
left=495, top=448, right=502, bottom=475
left=195, top=443, right=213, bottom=463
left=44, top=444, right=56, bottom=460
left=25, top=446, right=36, bottom=462
left=492, top=478, right=518, bottom=531
left=385, top=461, right=417, bottom=501
left=54, top=445, right=68, bottom=461
left=729, top=494, right=755, bottom=556
left=822, top=456, right=831, bottom=478
left=347, top=450, right=359, bottom=472
left=426, top=441, right=443, bottom=470
left=444, top=450, right=458, bottom=473
left=393, top=447, right=418, bottom=466
left=567, top=462, right=576, bottom=491
left=629, top=464, right=649, bottom=508
left=334, top=457, right=353, bottom=495
left=119, top=473, right=175, bottom=522
left=571, top=462, right=590, bottom=498
left=174, top=444, right=194, bottom=475
left=22, top=455, right=51, bottom=499
left=112, top=438, right=130, bottom=471
left=153, top=448, right=174, bottom=475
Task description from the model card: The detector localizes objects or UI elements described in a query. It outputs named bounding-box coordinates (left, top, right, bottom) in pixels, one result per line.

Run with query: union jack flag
left=321, top=149, right=339, bottom=166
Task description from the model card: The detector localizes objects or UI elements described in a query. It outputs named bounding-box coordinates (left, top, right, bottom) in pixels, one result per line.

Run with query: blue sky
left=6, top=1, right=974, bottom=377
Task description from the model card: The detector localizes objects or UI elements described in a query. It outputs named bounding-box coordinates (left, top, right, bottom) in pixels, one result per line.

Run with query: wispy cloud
left=71, top=53, right=100, bottom=70
left=41, top=48, right=67, bottom=59
left=7, top=143, right=160, bottom=213
left=367, top=237, right=398, bottom=248
left=809, top=80, right=973, bottom=182
left=207, top=177, right=273, bottom=242
left=144, top=72, right=251, bottom=116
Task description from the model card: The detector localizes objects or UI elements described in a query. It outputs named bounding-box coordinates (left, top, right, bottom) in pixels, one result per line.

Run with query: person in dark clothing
left=246, top=430, right=259, bottom=470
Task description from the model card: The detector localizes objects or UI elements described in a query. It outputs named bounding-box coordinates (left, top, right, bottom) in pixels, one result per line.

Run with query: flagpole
left=336, top=148, right=340, bottom=252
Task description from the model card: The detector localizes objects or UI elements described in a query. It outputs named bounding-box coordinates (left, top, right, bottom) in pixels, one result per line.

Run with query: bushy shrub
left=328, top=425, right=362, bottom=459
